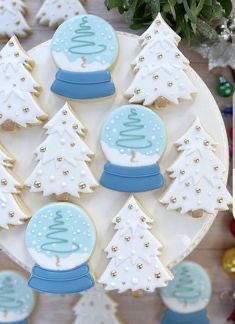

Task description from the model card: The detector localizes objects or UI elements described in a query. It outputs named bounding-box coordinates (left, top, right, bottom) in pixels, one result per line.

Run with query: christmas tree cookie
left=160, top=262, right=211, bottom=324
left=25, top=103, right=98, bottom=199
left=25, top=202, right=96, bottom=294
left=37, top=0, right=86, bottom=28
left=0, top=143, right=29, bottom=229
left=100, top=104, right=166, bottom=193
left=51, top=15, right=119, bottom=99
left=0, top=0, right=30, bottom=39
left=99, top=196, right=173, bottom=293
left=0, top=36, right=47, bottom=130
left=160, top=118, right=232, bottom=217
left=73, top=284, right=121, bottom=324
left=0, top=271, right=35, bottom=323
left=125, top=13, right=196, bottom=108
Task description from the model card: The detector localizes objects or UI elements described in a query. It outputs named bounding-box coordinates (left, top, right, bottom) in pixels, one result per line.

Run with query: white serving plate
left=0, top=32, right=229, bottom=277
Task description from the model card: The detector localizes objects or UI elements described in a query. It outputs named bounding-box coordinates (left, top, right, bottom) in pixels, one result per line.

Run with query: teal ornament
left=217, top=75, right=234, bottom=97
left=0, top=271, right=35, bottom=324
left=51, top=15, right=118, bottom=99
left=100, top=104, right=166, bottom=193
left=25, top=203, right=96, bottom=294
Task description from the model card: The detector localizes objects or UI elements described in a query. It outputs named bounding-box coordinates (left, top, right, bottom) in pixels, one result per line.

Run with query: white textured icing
left=99, top=196, right=173, bottom=293
left=37, top=0, right=86, bottom=28
left=73, top=284, right=120, bottom=324
left=0, top=36, right=46, bottom=127
left=0, top=144, right=29, bottom=229
left=160, top=118, right=232, bottom=214
left=0, top=0, right=30, bottom=38
left=25, top=102, right=98, bottom=198
left=125, top=13, right=196, bottom=107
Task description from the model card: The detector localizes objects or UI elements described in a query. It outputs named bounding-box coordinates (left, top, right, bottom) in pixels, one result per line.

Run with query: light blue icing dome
left=25, top=203, right=96, bottom=271
left=52, top=14, right=118, bottom=72
left=0, top=271, right=34, bottom=323
left=101, top=104, right=166, bottom=166
left=161, top=261, right=212, bottom=314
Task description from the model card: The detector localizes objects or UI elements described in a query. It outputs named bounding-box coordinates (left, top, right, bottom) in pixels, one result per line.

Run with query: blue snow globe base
left=51, top=69, right=115, bottom=100
left=28, top=263, right=94, bottom=295
left=100, top=162, right=164, bottom=193
left=161, top=309, right=210, bottom=324
left=1, top=320, right=28, bottom=324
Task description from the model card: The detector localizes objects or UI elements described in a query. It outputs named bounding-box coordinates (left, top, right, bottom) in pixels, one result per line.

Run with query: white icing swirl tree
left=25, top=103, right=98, bottom=198
left=0, top=144, right=29, bottom=229
left=99, top=196, right=173, bottom=293
left=0, top=36, right=47, bottom=129
left=160, top=118, right=232, bottom=216
left=0, top=0, right=30, bottom=38
left=73, top=284, right=120, bottom=324
left=37, top=0, right=86, bottom=28
left=125, top=13, right=196, bottom=108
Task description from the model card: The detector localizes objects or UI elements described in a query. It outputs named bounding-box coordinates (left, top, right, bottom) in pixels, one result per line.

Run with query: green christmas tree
left=0, top=277, right=23, bottom=317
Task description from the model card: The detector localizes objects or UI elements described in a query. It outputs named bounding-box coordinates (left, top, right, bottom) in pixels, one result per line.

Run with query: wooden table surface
left=0, top=1, right=234, bottom=324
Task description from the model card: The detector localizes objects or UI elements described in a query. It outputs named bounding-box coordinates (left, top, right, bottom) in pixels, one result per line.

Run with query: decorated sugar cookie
left=51, top=14, right=119, bottom=99
left=25, top=202, right=96, bottom=294
left=25, top=102, right=98, bottom=198
left=99, top=196, right=173, bottom=293
left=160, top=118, right=232, bottom=217
left=0, top=271, right=35, bottom=324
left=0, top=0, right=30, bottom=39
left=37, top=0, right=86, bottom=28
left=0, top=36, right=47, bottom=129
left=100, top=104, right=166, bottom=193
left=160, top=262, right=211, bottom=324
left=125, top=13, right=196, bottom=108
left=0, top=143, right=30, bottom=229
left=73, top=284, right=121, bottom=324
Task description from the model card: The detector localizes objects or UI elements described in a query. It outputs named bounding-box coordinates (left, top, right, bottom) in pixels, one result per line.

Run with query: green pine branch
left=104, top=0, right=233, bottom=44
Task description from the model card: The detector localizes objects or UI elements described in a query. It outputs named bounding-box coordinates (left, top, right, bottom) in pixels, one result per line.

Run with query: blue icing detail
left=101, top=105, right=166, bottom=157
left=51, top=15, right=118, bottom=68
left=25, top=203, right=96, bottom=262
left=28, top=263, right=94, bottom=295
left=0, top=271, right=34, bottom=322
left=161, top=262, right=211, bottom=310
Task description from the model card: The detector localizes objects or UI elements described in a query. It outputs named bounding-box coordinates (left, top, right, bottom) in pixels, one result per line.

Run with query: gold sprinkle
left=34, top=181, right=41, bottom=188
left=180, top=170, right=185, bottom=175
left=8, top=211, right=14, bottom=217
left=155, top=19, right=161, bottom=25
left=21, top=77, right=25, bottom=82
left=40, top=147, right=46, bottom=152
left=79, top=182, right=86, bottom=190
left=125, top=236, right=131, bottom=242
left=167, top=82, right=173, bottom=87
left=185, top=182, right=190, bottom=187
left=57, top=157, right=63, bottom=162
left=144, top=242, right=150, bottom=248
left=23, top=106, right=29, bottom=113
left=217, top=198, right=223, bottom=203
left=0, top=114, right=3, bottom=118
left=62, top=121, right=66, bottom=125
left=175, top=53, right=180, bottom=58
left=1, top=179, right=7, bottom=185
left=134, top=88, right=141, bottom=94
left=157, top=54, right=163, bottom=59
left=140, top=216, right=146, bottom=222
left=139, top=56, right=145, bottom=62
left=214, top=166, right=219, bottom=171
left=128, top=204, right=133, bottom=210
left=63, top=170, right=69, bottom=176
left=196, top=188, right=201, bottom=193
left=145, top=34, right=151, bottom=40
left=196, top=126, right=201, bottom=131
left=153, top=74, right=159, bottom=80
left=170, top=197, right=177, bottom=203
left=70, top=142, right=75, bottom=147
left=155, top=272, right=161, bottom=278
left=204, top=140, right=210, bottom=146
left=111, top=246, right=118, bottom=252
left=73, top=124, right=79, bottom=130
left=14, top=52, right=19, bottom=58
left=194, top=158, right=200, bottom=163
left=137, top=263, right=143, bottom=269
left=111, top=271, right=117, bottom=277
left=9, top=41, right=14, bottom=47
left=116, top=217, right=121, bottom=223
left=63, top=110, right=68, bottom=115
left=184, top=139, right=189, bottom=144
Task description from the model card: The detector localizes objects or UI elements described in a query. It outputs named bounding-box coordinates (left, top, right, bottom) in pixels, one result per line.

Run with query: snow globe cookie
left=100, top=104, right=166, bottom=192
left=160, top=261, right=211, bottom=324
left=0, top=271, right=35, bottom=324
left=51, top=14, right=118, bottom=100
left=25, top=202, right=96, bottom=295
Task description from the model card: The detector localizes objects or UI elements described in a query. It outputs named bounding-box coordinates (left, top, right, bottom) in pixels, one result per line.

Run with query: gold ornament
left=40, top=147, right=46, bottom=152
left=63, top=110, right=68, bottom=115
left=57, top=157, right=63, bottom=162
left=63, top=170, right=69, bottom=176
left=9, top=41, right=14, bottom=47
left=145, top=34, right=151, bottom=40
left=70, top=142, right=75, bottom=147
left=8, top=211, right=14, bottom=217
left=196, top=188, right=201, bottom=193
left=155, top=19, right=161, bottom=25
left=112, top=246, right=118, bottom=252
left=34, top=181, right=41, bottom=188
left=23, top=106, right=29, bottom=113
left=144, top=242, right=150, bottom=248
left=79, top=182, right=86, bottom=190
left=153, top=74, right=159, bottom=80
left=137, top=263, right=143, bottom=269
left=111, top=270, right=117, bottom=277
left=73, top=124, right=79, bottom=130
left=185, top=182, right=190, bottom=187
left=222, top=248, right=235, bottom=278
left=175, top=53, right=180, bottom=58
left=214, top=166, right=219, bottom=171
left=170, top=196, right=177, bottom=203
left=116, top=217, right=121, bottom=223
left=128, top=204, right=133, bottom=210
left=140, top=216, right=146, bottom=222
left=21, top=77, right=25, bottom=82
left=155, top=272, right=161, bottom=278
left=125, top=236, right=131, bottom=242
left=204, top=140, right=210, bottom=146
left=194, top=158, right=200, bottom=163
left=157, top=54, right=163, bottom=59
left=180, top=170, right=185, bottom=175
left=217, top=198, right=223, bottom=204
left=139, top=56, right=145, bottom=62
left=167, top=82, right=173, bottom=87
left=1, top=179, right=7, bottom=185
left=134, top=88, right=141, bottom=94
left=184, top=139, right=189, bottom=144
left=196, top=125, right=201, bottom=131
left=14, top=52, right=19, bottom=57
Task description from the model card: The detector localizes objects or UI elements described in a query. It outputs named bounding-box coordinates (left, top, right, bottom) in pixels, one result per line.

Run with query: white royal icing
left=25, top=103, right=98, bottom=198
left=160, top=118, right=232, bottom=214
left=0, top=145, right=29, bottom=229
left=73, top=284, right=120, bottom=324
left=0, top=0, right=30, bottom=38
left=99, top=196, right=173, bottom=293
left=37, top=0, right=86, bottom=28
left=125, top=14, right=196, bottom=107
left=0, top=36, right=46, bottom=127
